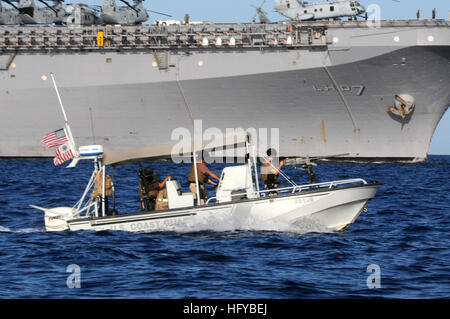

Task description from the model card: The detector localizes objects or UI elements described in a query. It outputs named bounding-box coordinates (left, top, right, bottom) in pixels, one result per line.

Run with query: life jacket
left=139, top=179, right=159, bottom=199
left=91, top=171, right=113, bottom=198
left=155, top=188, right=169, bottom=211
left=188, top=163, right=207, bottom=184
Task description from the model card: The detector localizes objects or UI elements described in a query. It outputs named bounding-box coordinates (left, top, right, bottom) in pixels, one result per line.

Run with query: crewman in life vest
left=90, top=170, right=114, bottom=216
left=155, top=174, right=172, bottom=211
left=188, top=156, right=220, bottom=205
left=260, top=148, right=284, bottom=195
left=138, top=166, right=171, bottom=211
left=155, top=185, right=169, bottom=211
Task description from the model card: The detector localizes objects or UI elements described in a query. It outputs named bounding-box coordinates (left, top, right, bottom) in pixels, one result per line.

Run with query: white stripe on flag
left=53, top=142, right=74, bottom=166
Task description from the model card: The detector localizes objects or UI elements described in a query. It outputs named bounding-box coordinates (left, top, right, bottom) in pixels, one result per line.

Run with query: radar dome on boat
left=79, top=145, right=103, bottom=157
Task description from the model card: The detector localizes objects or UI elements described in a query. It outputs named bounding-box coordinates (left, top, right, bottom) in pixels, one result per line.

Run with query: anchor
left=387, top=94, right=415, bottom=120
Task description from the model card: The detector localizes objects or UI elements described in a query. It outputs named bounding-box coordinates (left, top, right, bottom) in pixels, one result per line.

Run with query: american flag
left=41, top=128, right=69, bottom=149
left=53, top=142, right=74, bottom=166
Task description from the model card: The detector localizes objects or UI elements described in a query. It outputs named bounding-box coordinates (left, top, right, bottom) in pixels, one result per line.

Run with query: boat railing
left=258, top=178, right=367, bottom=196
left=74, top=200, right=98, bottom=218
left=205, top=178, right=367, bottom=204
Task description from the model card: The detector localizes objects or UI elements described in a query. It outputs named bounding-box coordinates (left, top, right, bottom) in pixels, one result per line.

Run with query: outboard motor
left=44, top=207, right=78, bottom=231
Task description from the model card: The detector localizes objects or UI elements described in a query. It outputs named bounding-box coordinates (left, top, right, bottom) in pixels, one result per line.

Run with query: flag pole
left=50, top=72, right=78, bottom=157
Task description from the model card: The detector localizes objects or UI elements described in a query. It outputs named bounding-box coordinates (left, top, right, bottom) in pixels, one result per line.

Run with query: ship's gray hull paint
left=1, top=24, right=449, bottom=160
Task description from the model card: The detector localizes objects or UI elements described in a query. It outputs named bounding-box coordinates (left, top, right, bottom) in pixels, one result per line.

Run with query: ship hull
left=1, top=22, right=449, bottom=160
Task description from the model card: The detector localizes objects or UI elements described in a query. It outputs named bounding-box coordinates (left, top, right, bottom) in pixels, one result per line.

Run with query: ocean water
left=0, top=156, right=449, bottom=299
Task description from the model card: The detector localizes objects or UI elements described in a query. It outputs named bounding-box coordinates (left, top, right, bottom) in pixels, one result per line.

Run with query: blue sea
left=0, top=156, right=449, bottom=299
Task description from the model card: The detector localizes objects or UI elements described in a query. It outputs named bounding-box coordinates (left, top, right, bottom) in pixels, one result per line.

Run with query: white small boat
left=31, top=133, right=381, bottom=233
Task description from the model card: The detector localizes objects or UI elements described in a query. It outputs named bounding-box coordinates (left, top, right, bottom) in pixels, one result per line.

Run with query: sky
left=78, top=1, right=450, bottom=154
left=140, top=0, right=450, bottom=22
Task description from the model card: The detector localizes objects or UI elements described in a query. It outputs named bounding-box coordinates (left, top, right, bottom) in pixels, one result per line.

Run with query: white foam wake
left=0, top=225, right=45, bottom=233
left=0, top=225, right=11, bottom=232
left=154, top=210, right=334, bottom=235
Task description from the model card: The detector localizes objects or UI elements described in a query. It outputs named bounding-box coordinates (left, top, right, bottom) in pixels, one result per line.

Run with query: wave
left=0, top=225, right=45, bottom=233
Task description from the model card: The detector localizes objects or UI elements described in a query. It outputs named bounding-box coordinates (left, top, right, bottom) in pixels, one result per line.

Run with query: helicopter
left=63, top=3, right=102, bottom=26
left=274, top=0, right=366, bottom=21
left=251, top=0, right=270, bottom=24
left=16, top=0, right=66, bottom=24
left=101, top=0, right=149, bottom=25
left=0, top=0, right=21, bottom=24
left=101, top=0, right=172, bottom=25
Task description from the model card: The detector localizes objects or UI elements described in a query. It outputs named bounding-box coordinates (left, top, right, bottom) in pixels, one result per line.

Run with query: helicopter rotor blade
left=119, top=0, right=139, bottom=14
left=147, top=10, right=172, bottom=18
left=37, top=0, right=58, bottom=15
left=2, top=0, right=20, bottom=10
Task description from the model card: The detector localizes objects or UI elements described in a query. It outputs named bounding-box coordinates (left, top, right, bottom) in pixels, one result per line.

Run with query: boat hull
left=59, top=183, right=380, bottom=233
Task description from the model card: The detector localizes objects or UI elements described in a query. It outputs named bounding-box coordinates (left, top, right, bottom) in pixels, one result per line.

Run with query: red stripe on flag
left=41, top=129, right=68, bottom=149
left=53, top=142, right=74, bottom=166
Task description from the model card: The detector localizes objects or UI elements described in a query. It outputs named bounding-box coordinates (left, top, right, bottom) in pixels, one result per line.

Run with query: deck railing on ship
left=1, top=20, right=448, bottom=51
left=0, top=23, right=330, bottom=50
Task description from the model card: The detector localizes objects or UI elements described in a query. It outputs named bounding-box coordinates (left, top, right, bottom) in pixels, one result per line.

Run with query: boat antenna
left=50, top=72, right=79, bottom=157
left=89, top=106, right=96, bottom=145
left=192, top=150, right=201, bottom=206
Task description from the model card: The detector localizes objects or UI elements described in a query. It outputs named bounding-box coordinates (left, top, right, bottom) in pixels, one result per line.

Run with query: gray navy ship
left=0, top=0, right=449, bottom=162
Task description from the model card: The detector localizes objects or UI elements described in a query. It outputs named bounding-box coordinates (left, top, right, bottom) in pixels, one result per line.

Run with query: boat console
left=166, top=179, right=196, bottom=209
left=216, top=164, right=257, bottom=203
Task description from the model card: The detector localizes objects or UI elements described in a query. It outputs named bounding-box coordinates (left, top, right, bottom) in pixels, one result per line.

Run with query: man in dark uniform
left=139, top=166, right=170, bottom=211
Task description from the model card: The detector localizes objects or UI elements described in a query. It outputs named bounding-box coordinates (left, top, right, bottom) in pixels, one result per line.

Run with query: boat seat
left=166, top=179, right=195, bottom=209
